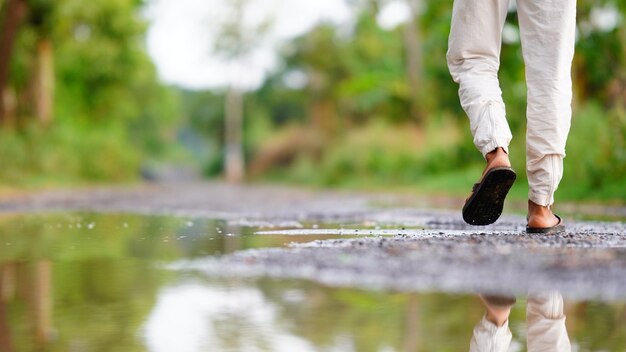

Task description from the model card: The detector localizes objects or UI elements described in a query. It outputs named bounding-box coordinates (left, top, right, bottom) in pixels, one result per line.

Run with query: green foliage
left=0, top=122, right=141, bottom=186
left=52, top=0, right=179, bottom=127
left=272, top=118, right=466, bottom=187
left=177, top=90, right=225, bottom=176
left=561, top=104, right=626, bottom=199
left=0, top=0, right=185, bottom=186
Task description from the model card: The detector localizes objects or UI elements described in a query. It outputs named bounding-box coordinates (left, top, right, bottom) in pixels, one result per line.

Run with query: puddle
left=0, top=212, right=624, bottom=351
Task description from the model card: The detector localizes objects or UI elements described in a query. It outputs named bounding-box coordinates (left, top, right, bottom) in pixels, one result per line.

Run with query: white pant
left=470, top=292, right=571, bottom=352
left=447, top=0, right=577, bottom=206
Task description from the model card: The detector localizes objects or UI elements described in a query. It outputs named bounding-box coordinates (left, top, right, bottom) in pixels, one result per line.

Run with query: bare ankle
left=528, top=200, right=550, bottom=214
left=486, top=310, right=510, bottom=327
left=527, top=200, right=558, bottom=227
left=486, top=147, right=507, bottom=163
left=484, top=148, right=511, bottom=175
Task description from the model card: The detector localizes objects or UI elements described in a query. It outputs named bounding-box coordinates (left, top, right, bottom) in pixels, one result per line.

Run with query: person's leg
left=516, top=0, right=576, bottom=228
left=448, top=0, right=518, bottom=226
left=470, top=295, right=515, bottom=352
left=526, top=291, right=571, bottom=351
left=469, top=315, right=513, bottom=352
left=447, top=0, right=513, bottom=170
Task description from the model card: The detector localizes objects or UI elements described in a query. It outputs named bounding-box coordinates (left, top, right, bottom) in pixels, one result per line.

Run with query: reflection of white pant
left=469, top=292, right=571, bottom=352
left=447, top=0, right=577, bottom=206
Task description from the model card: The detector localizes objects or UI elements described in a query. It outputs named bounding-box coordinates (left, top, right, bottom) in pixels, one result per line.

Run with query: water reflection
left=143, top=283, right=316, bottom=352
left=0, top=261, right=53, bottom=352
left=0, top=214, right=624, bottom=351
left=472, top=292, right=571, bottom=351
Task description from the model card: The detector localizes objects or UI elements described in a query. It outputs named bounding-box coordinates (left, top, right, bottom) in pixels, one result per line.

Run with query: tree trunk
left=403, top=0, right=425, bottom=124
left=34, top=39, right=54, bottom=125
left=224, top=87, right=245, bottom=183
left=0, top=0, right=28, bottom=124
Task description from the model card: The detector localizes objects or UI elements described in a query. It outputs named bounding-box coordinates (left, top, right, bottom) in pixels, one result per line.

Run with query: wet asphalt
left=3, top=182, right=626, bottom=300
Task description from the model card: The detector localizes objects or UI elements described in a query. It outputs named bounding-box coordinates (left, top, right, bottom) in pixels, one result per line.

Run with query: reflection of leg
left=526, top=291, right=571, bottom=352
left=517, top=0, right=576, bottom=208
left=469, top=316, right=512, bottom=352
left=470, top=295, right=514, bottom=352
left=447, top=0, right=513, bottom=158
left=0, top=264, right=15, bottom=352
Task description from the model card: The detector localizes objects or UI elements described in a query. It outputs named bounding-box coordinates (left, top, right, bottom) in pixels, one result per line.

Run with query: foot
left=465, top=147, right=512, bottom=204
left=462, top=149, right=516, bottom=226
left=527, top=200, right=560, bottom=228
left=464, top=146, right=512, bottom=203
left=483, top=147, right=511, bottom=177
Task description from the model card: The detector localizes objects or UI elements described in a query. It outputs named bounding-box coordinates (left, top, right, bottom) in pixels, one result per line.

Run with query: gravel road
left=3, top=182, right=626, bottom=300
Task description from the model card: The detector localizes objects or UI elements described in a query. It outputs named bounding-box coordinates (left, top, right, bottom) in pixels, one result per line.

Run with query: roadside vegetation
left=0, top=0, right=184, bottom=189
left=1, top=0, right=625, bottom=203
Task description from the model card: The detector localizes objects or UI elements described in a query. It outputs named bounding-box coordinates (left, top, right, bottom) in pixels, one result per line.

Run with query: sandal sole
left=462, top=167, right=516, bottom=226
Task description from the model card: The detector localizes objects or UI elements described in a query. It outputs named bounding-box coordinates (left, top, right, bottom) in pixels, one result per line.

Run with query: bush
left=271, top=118, right=468, bottom=187
left=0, top=122, right=142, bottom=187
left=561, top=103, right=626, bottom=200
left=261, top=103, right=626, bottom=203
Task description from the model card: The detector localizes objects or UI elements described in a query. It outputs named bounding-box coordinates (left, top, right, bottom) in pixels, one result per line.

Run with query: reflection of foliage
left=0, top=214, right=311, bottom=351
left=258, top=279, right=626, bottom=352
left=254, top=279, right=478, bottom=351
left=0, top=213, right=183, bottom=351
left=569, top=301, right=626, bottom=351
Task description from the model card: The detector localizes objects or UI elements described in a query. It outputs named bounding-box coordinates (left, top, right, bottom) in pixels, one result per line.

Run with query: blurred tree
left=403, top=0, right=426, bottom=124
left=575, top=0, right=626, bottom=107
left=0, top=0, right=27, bottom=124
left=289, top=25, right=344, bottom=134
left=29, top=0, right=55, bottom=125
left=0, top=0, right=184, bottom=185
left=213, top=0, right=272, bottom=183
left=0, top=0, right=172, bottom=127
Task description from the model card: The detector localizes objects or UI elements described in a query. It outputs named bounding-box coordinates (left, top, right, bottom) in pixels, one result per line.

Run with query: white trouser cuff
left=528, top=191, right=554, bottom=207
left=527, top=154, right=563, bottom=207
left=470, top=315, right=512, bottom=352
left=472, top=102, right=513, bottom=159
left=526, top=291, right=571, bottom=352
left=481, top=141, right=510, bottom=160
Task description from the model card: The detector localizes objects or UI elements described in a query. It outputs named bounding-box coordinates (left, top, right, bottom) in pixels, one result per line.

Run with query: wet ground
left=1, top=182, right=626, bottom=351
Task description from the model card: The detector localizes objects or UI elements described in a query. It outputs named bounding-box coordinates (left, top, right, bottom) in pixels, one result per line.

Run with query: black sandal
left=526, top=214, right=565, bottom=234
left=462, top=167, right=516, bottom=226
